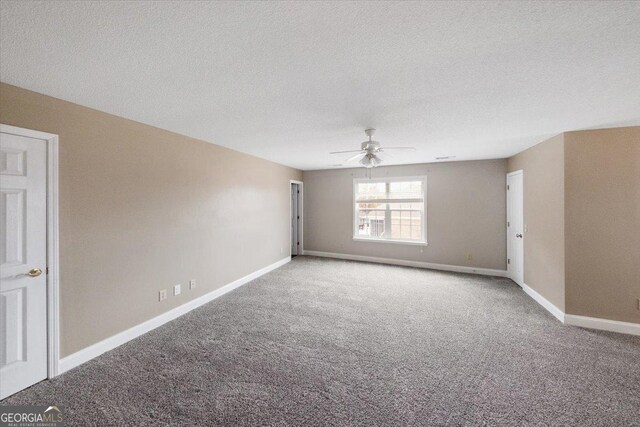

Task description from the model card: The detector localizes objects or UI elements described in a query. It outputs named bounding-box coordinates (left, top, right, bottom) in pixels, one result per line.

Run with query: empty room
left=0, top=1, right=639, bottom=426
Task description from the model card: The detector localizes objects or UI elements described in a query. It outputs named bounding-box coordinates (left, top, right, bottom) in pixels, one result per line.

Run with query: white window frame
left=353, top=176, right=428, bottom=246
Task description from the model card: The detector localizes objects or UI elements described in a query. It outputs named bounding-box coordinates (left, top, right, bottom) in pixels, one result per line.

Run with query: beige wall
left=0, top=83, right=302, bottom=356
left=508, top=127, right=640, bottom=324
left=303, top=160, right=507, bottom=270
left=564, top=127, right=640, bottom=323
left=507, top=134, right=565, bottom=311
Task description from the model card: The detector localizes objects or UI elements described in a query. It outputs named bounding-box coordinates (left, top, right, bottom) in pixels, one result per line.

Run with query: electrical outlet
left=419, top=248, right=424, bottom=253
left=174, top=284, right=181, bottom=296
left=189, top=279, right=196, bottom=290
left=158, top=290, right=167, bottom=302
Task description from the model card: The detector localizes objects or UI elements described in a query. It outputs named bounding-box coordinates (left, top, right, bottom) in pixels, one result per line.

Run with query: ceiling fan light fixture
left=360, top=153, right=382, bottom=168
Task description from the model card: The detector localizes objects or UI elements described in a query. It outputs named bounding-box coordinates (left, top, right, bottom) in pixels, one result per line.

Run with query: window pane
left=356, top=182, right=386, bottom=201
left=357, top=209, right=385, bottom=237
left=411, top=226, right=421, bottom=240
left=389, top=181, right=422, bottom=200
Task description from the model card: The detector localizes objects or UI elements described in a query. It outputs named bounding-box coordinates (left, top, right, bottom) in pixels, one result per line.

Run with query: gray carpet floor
left=2, top=256, right=639, bottom=426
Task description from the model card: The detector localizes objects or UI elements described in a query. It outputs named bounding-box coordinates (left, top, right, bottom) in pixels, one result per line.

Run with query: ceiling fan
left=330, top=129, right=416, bottom=168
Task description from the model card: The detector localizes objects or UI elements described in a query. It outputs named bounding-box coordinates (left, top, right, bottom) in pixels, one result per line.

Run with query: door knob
left=27, top=268, right=42, bottom=277
left=516, top=234, right=523, bottom=238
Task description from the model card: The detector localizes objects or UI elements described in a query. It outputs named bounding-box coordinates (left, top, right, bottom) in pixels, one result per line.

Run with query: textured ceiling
left=1, top=1, right=639, bottom=170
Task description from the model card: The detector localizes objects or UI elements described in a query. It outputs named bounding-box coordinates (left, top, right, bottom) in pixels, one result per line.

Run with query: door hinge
left=507, top=185, right=510, bottom=190
left=507, top=259, right=510, bottom=264
left=297, top=190, right=300, bottom=194
left=297, top=216, right=300, bottom=219
left=46, top=267, right=49, bottom=274
left=507, top=221, right=510, bottom=227
left=297, top=242, right=300, bottom=245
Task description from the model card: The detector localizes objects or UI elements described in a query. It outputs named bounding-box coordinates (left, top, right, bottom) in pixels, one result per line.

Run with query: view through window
left=354, top=178, right=426, bottom=243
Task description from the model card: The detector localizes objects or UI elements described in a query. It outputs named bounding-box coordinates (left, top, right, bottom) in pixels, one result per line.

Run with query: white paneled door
left=291, top=183, right=299, bottom=256
left=507, top=171, right=524, bottom=286
left=0, top=131, right=48, bottom=399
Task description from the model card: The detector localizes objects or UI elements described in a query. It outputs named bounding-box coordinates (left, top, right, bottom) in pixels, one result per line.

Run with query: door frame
left=1, top=124, right=60, bottom=378
left=506, top=169, right=524, bottom=286
left=289, top=180, right=303, bottom=256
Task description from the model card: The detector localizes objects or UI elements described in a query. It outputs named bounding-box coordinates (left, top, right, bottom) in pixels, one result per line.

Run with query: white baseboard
left=520, top=282, right=640, bottom=336
left=58, top=256, right=291, bottom=374
left=521, top=282, right=565, bottom=322
left=303, top=250, right=508, bottom=277
left=564, top=314, right=640, bottom=336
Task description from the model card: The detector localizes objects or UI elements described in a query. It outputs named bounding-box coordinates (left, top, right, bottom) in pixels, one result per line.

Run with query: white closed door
left=507, top=171, right=524, bottom=286
left=291, top=184, right=298, bottom=256
left=0, top=131, right=48, bottom=399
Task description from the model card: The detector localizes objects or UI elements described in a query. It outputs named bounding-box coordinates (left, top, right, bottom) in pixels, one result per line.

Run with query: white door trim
left=290, top=180, right=303, bottom=256
left=0, top=124, right=60, bottom=378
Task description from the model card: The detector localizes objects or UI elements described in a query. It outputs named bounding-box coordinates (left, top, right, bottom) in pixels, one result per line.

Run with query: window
left=353, top=177, right=426, bottom=244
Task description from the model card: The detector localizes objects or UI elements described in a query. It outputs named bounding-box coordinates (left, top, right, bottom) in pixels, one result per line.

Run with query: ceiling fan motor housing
left=361, top=140, right=381, bottom=151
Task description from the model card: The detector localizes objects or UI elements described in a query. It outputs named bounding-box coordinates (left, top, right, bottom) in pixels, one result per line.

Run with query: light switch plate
left=174, top=284, right=181, bottom=296
left=159, top=290, right=167, bottom=301
left=189, top=279, right=196, bottom=290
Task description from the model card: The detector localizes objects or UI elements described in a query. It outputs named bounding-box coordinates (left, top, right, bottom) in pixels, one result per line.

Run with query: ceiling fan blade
left=380, top=147, right=416, bottom=151
left=345, top=152, right=367, bottom=162
left=330, top=149, right=365, bottom=155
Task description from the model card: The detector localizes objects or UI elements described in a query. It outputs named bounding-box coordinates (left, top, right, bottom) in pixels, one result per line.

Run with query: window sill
left=352, top=237, right=428, bottom=246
